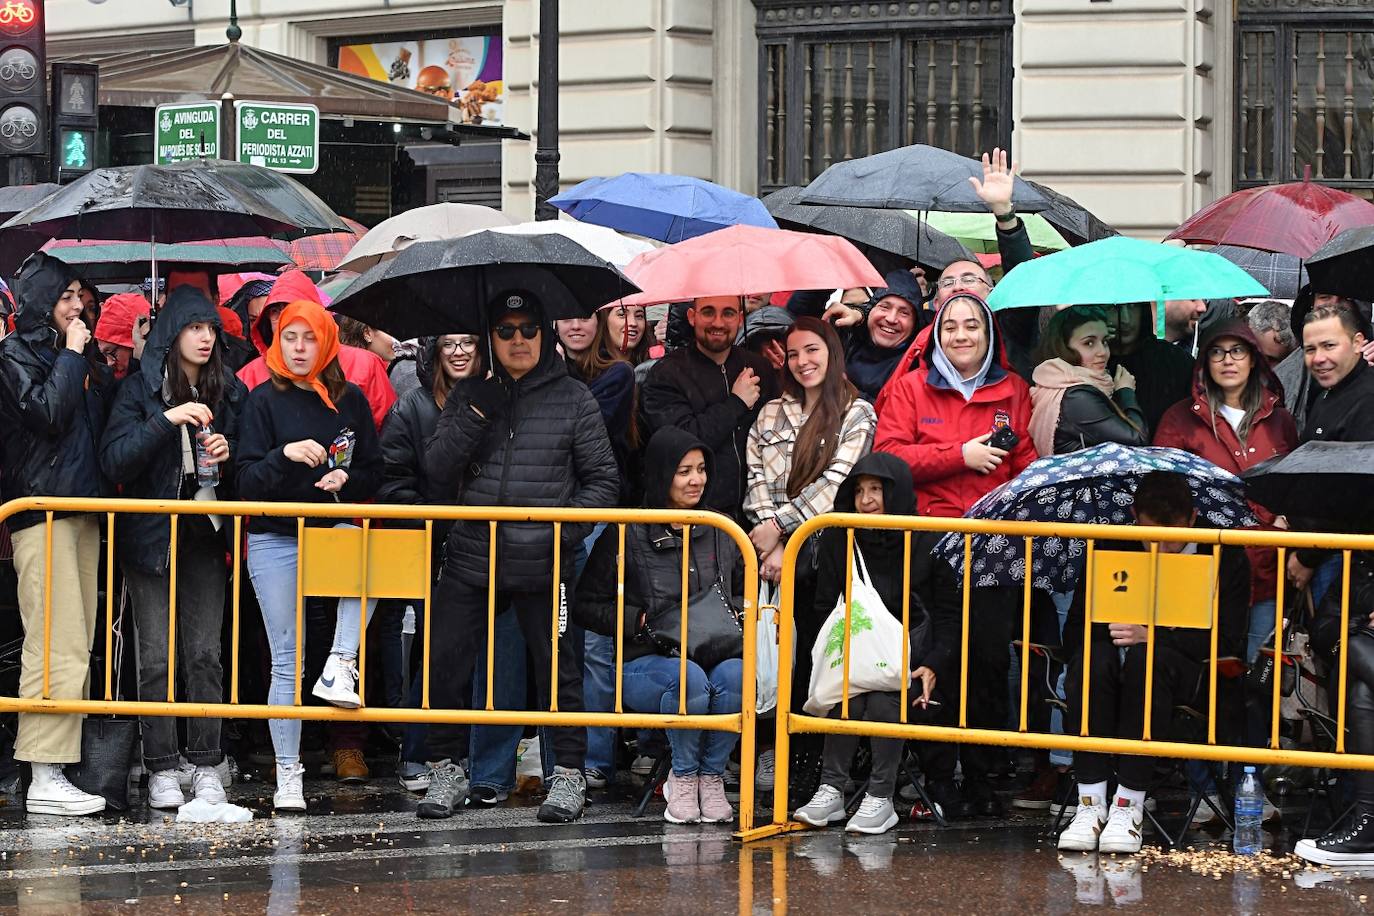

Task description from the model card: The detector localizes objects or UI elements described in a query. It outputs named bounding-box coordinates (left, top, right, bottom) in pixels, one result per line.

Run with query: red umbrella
left=1167, top=168, right=1374, bottom=258
left=289, top=230, right=360, bottom=271
left=619, top=224, right=884, bottom=306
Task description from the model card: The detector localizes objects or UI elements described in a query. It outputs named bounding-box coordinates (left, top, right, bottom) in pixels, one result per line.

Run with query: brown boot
left=333, top=749, right=369, bottom=784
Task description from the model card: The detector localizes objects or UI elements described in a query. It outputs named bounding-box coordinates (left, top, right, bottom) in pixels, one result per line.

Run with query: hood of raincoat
left=641, top=426, right=713, bottom=510
left=138, top=285, right=222, bottom=397
left=833, top=451, right=917, bottom=562
left=13, top=251, right=78, bottom=334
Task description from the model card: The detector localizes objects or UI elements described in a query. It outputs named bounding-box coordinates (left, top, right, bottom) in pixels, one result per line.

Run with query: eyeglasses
left=936, top=273, right=990, bottom=290
left=1206, top=344, right=1251, bottom=363
left=439, top=338, right=477, bottom=354
left=493, top=322, right=541, bottom=341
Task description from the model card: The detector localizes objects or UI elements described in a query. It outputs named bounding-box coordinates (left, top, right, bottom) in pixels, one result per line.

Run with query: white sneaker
left=273, top=763, right=307, bottom=812
left=26, top=764, right=106, bottom=816
left=845, top=794, right=898, bottom=835
left=174, top=756, right=236, bottom=790
left=1098, top=799, right=1145, bottom=854
left=312, top=654, right=361, bottom=708
left=755, top=749, right=775, bottom=792
left=1057, top=796, right=1109, bottom=852
left=147, top=769, right=185, bottom=810
left=793, top=784, right=846, bottom=827
left=191, top=766, right=228, bottom=805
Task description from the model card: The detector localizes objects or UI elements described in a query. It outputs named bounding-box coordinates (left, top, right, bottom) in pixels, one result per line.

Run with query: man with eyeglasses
left=422, top=290, right=619, bottom=825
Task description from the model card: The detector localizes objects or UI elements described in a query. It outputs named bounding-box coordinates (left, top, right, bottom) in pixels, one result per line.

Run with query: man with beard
left=641, top=295, right=780, bottom=520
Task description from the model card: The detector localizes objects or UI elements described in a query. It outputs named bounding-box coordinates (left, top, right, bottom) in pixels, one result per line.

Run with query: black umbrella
left=179, top=159, right=349, bottom=240
left=1022, top=179, right=1118, bottom=246
left=1242, top=441, right=1374, bottom=522
left=331, top=230, right=641, bottom=339
left=1306, top=226, right=1374, bottom=301
left=796, top=144, right=1049, bottom=213
left=0, top=182, right=57, bottom=223
left=762, top=186, right=974, bottom=273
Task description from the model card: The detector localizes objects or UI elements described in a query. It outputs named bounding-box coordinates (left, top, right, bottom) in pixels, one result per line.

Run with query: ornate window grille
left=755, top=1, right=1013, bottom=193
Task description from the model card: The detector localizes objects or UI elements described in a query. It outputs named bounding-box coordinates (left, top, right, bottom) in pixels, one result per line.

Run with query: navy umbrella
left=550, top=172, right=777, bottom=243
left=934, top=443, right=1259, bottom=593
left=797, top=144, right=1050, bottom=213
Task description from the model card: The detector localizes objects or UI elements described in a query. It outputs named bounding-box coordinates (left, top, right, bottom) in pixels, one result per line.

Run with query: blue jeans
left=247, top=529, right=377, bottom=766
left=1049, top=590, right=1074, bottom=770
left=577, top=523, right=617, bottom=776
left=1245, top=598, right=1277, bottom=665
left=621, top=655, right=742, bottom=777
left=468, top=608, right=528, bottom=790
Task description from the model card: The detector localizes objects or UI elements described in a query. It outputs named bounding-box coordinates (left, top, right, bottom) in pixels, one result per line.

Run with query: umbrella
left=290, top=231, right=364, bottom=271
left=337, top=203, right=514, bottom=273
left=796, top=144, right=1049, bottom=213
left=489, top=220, right=655, bottom=268
left=1304, top=226, right=1374, bottom=302
left=1022, top=179, right=1119, bottom=246
left=920, top=210, right=1068, bottom=256
left=317, top=271, right=360, bottom=303
left=330, top=230, right=639, bottom=340
left=1166, top=170, right=1374, bottom=258
left=986, top=236, right=1268, bottom=340
left=0, top=183, right=57, bottom=223
left=618, top=224, right=884, bottom=307
left=934, top=443, right=1259, bottom=593
left=1242, top=441, right=1374, bottom=523
left=763, top=186, right=973, bottom=272
left=550, top=172, right=777, bottom=243
left=41, top=236, right=292, bottom=280
left=1209, top=245, right=1308, bottom=300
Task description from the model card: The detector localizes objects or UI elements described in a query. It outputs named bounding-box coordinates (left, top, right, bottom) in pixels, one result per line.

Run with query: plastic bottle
left=1233, top=765, right=1264, bottom=855
left=194, top=424, right=220, bottom=488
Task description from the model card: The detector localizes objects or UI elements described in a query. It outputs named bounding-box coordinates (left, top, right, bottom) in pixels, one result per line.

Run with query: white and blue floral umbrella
left=934, top=443, right=1259, bottom=592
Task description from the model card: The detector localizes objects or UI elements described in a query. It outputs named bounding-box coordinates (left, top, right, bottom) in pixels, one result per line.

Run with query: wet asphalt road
left=0, top=776, right=1371, bottom=914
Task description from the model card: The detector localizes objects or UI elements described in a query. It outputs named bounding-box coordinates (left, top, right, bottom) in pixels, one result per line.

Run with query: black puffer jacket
left=1302, top=357, right=1374, bottom=444
left=574, top=427, right=745, bottom=663
left=426, top=305, right=619, bottom=590
left=379, top=336, right=441, bottom=508
left=809, top=452, right=962, bottom=685
left=640, top=342, right=779, bottom=519
left=99, top=286, right=247, bottom=575
left=0, top=253, right=114, bottom=532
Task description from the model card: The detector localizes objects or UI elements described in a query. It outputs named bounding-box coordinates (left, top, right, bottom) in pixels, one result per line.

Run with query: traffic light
left=50, top=62, right=96, bottom=182
left=0, top=0, right=46, bottom=172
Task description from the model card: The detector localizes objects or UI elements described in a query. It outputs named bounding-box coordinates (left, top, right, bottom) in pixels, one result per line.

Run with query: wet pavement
left=0, top=775, right=1370, bottom=914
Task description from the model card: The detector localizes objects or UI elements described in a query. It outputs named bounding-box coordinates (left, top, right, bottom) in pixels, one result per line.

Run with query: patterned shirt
left=744, top=392, right=877, bottom=534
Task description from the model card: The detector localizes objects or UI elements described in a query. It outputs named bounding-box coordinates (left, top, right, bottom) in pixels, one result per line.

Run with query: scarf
left=1028, top=358, right=1120, bottom=456
left=264, top=300, right=341, bottom=412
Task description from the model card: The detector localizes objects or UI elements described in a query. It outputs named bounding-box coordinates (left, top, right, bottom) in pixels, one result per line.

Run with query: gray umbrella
left=762, top=186, right=973, bottom=273
left=331, top=230, right=640, bottom=339
left=0, top=182, right=57, bottom=223
left=1209, top=245, right=1308, bottom=300
left=797, top=144, right=1049, bottom=213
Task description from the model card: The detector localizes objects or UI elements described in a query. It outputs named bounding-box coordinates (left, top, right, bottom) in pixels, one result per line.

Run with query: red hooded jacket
left=236, top=270, right=396, bottom=431
left=875, top=295, right=1037, bottom=518
left=1153, top=318, right=1298, bottom=604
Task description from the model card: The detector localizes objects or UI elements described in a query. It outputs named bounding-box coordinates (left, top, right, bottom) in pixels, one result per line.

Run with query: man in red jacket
left=875, top=292, right=1037, bottom=817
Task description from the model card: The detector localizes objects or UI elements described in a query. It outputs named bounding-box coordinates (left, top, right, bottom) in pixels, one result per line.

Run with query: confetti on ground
left=1135, top=845, right=1314, bottom=879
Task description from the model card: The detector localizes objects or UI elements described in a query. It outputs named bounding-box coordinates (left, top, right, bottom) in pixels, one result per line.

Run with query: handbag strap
left=852, top=544, right=873, bottom=589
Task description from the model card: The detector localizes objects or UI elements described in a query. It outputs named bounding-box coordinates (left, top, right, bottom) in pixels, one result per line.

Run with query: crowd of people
left=0, top=152, right=1372, bottom=867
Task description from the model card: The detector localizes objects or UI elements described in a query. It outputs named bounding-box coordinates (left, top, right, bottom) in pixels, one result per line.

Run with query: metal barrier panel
left=0, top=497, right=761, bottom=833
left=738, top=512, right=1374, bottom=842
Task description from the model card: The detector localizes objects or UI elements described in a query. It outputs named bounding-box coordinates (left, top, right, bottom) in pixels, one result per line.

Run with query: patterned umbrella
left=934, top=443, right=1259, bottom=593
left=1209, top=245, right=1308, bottom=300
left=290, top=231, right=361, bottom=271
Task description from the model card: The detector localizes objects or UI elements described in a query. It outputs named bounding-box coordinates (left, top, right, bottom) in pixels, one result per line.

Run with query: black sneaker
left=467, top=784, right=510, bottom=807
left=1297, top=812, right=1374, bottom=866
left=963, top=777, right=1005, bottom=818
left=924, top=777, right=974, bottom=820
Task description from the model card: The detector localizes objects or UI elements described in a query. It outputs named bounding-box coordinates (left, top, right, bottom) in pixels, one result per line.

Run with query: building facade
left=45, top=0, right=1369, bottom=236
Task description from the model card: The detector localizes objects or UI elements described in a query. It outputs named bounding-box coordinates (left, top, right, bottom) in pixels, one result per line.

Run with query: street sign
left=235, top=101, right=318, bottom=174
left=154, top=101, right=219, bottom=164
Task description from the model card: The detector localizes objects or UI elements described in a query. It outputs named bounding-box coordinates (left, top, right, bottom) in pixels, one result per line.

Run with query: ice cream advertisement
left=337, top=35, right=504, bottom=125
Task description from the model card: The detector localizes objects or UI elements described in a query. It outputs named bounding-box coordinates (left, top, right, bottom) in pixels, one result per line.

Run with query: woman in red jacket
left=873, top=292, right=1037, bottom=817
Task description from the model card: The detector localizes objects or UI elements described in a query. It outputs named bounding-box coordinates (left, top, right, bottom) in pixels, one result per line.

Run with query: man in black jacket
left=0, top=252, right=113, bottom=816
left=1105, top=302, right=1196, bottom=432
left=640, top=295, right=779, bottom=520
left=420, top=291, right=619, bottom=825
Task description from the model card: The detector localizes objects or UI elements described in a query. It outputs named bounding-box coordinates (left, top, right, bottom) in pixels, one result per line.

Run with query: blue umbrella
left=550, top=172, right=777, bottom=243
left=933, top=443, right=1259, bottom=593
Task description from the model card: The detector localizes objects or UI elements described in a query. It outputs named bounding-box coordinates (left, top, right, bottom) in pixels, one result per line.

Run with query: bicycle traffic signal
left=0, top=0, right=45, bottom=160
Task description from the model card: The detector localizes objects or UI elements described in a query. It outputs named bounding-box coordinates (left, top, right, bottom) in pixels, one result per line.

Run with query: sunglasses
left=493, top=322, right=541, bottom=341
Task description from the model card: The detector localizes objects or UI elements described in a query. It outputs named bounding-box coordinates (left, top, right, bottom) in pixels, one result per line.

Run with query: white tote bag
left=804, top=546, right=906, bottom=716
left=755, top=581, right=780, bottom=714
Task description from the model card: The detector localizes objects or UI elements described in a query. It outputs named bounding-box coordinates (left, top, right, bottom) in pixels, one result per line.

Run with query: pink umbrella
left=619, top=224, right=884, bottom=306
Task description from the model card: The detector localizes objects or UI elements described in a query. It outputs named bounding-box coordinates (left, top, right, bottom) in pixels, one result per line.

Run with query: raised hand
left=968, top=147, right=1018, bottom=220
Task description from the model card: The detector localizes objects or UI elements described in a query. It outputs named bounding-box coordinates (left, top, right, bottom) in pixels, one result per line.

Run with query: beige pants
left=11, top=515, right=99, bottom=763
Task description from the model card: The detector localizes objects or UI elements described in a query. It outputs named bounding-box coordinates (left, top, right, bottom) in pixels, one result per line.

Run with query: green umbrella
left=917, top=210, right=1069, bottom=254
left=42, top=236, right=290, bottom=281
left=986, top=236, right=1268, bottom=337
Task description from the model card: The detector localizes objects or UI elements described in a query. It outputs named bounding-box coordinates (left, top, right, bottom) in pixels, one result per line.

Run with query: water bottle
left=194, top=423, right=220, bottom=488
left=1233, top=765, right=1264, bottom=854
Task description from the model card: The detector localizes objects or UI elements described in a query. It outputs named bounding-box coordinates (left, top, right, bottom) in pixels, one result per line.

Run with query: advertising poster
left=337, top=35, right=504, bottom=126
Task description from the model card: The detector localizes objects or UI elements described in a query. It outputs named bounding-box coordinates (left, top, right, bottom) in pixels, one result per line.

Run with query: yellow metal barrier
left=738, top=512, right=1374, bottom=842
left=0, top=496, right=761, bottom=832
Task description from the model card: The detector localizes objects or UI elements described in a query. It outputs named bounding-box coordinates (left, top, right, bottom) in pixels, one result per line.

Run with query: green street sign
left=154, top=102, right=220, bottom=164
left=235, top=101, right=319, bottom=174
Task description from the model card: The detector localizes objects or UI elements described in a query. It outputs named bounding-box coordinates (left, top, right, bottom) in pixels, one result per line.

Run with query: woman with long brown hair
left=745, top=316, right=877, bottom=583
